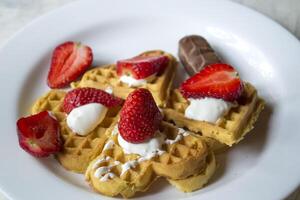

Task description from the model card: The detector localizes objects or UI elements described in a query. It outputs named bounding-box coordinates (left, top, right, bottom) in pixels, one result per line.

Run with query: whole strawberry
left=118, top=88, right=162, bottom=143
left=63, top=87, right=124, bottom=114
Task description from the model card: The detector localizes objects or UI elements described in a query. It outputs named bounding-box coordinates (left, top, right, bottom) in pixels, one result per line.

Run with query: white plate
left=0, top=0, right=300, bottom=199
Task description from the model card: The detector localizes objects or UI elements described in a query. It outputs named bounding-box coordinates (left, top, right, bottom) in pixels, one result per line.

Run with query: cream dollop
left=66, top=103, right=108, bottom=136
left=165, top=128, right=190, bottom=145
left=117, top=131, right=165, bottom=158
left=119, top=73, right=156, bottom=87
left=92, top=156, right=120, bottom=182
left=103, top=140, right=115, bottom=151
left=185, top=97, right=232, bottom=123
left=105, top=86, right=113, bottom=94
left=120, top=160, right=138, bottom=176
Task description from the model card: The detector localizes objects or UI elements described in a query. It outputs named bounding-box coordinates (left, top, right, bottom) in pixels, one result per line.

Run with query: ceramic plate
left=0, top=0, right=299, bottom=199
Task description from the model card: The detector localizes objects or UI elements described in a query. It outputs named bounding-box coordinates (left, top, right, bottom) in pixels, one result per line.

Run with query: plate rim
left=0, top=0, right=300, bottom=199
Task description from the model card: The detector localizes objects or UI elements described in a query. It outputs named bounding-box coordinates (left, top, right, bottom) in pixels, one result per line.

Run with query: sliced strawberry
left=180, top=63, right=243, bottom=101
left=63, top=87, right=124, bottom=114
left=118, top=88, right=162, bottom=143
left=16, top=111, right=61, bottom=157
left=47, top=41, right=93, bottom=88
left=116, top=55, right=169, bottom=79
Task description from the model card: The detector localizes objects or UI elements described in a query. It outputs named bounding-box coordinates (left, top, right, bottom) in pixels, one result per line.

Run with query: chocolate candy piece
left=178, top=35, right=222, bottom=76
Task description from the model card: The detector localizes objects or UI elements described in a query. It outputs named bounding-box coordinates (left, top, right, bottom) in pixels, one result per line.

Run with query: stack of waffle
left=30, top=49, right=264, bottom=197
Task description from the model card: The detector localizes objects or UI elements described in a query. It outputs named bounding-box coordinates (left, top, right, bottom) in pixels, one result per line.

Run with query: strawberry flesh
left=16, top=111, right=61, bottom=157
left=116, top=55, right=169, bottom=79
left=180, top=63, right=243, bottom=102
left=47, top=41, right=93, bottom=88
left=118, top=88, right=162, bottom=143
left=63, top=87, right=124, bottom=114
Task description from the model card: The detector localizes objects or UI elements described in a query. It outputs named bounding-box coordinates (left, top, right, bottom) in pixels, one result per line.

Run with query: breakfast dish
left=72, top=50, right=177, bottom=107
left=15, top=34, right=264, bottom=198
left=3, top=1, right=300, bottom=199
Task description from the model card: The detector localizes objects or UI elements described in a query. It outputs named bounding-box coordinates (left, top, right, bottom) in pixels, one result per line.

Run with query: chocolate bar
left=178, top=35, right=222, bottom=76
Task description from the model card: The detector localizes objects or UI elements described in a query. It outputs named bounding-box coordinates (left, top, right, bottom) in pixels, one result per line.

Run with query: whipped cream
left=105, top=86, right=113, bottom=94
left=119, top=73, right=156, bottom=87
left=93, top=156, right=139, bottom=179
left=47, top=111, right=57, bottom=120
left=94, top=166, right=111, bottom=178
left=185, top=97, right=233, bottom=123
left=100, top=173, right=115, bottom=182
left=165, top=135, right=183, bottom=145
left=92, top=156, right=120, bottom=182
left=92, top=156, right=110, bottom=169
left=137, top=149, right=165, bottom=162
left=114, top=160, right=121, bottom=165
left=117, top=131, right=165, bottom=158
left=178, top=127, right=190, bottom=137
left=94, top=166, right=116, bottom=182
left=103, top=140, right=115, bottom=151
left=111, top=125, right=119, bottom=136
left=165, top=128, right=190, bottom=145
left=114, top=128, right=190, bottom=176
left=66, top=103, right=108, bottom=136
left=119, top=149, right=164, bottom=176
left=93, top=127, right=192, bottom=179
left=120, top=160, right=138, bottom=176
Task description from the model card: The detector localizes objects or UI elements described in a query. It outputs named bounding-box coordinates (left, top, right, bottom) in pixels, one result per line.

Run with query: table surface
left=0, top=0, right=299, bottom=199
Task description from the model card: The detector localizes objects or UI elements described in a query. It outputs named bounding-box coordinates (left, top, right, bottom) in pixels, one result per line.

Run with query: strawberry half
left=16, top=111, right=61, bottom=157
left=116, top=55, right=169, bottom=79
left=180, top=63, right=243, bottom=102
left=47, top=41, right=93, bottom=88
left=118, top=88, right=162, bottom=143
left=63, top=87, right=124, bottom=114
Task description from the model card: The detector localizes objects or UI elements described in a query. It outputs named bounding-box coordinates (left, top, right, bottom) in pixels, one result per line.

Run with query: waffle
left=85, top=141, right=157, bottom=198
left=71, top=50, right=177, bottom=107
left=31, top=90, right=121, bottom=173
left=163, top=82, right=265, bottom=146
left=200, top=136, right=228, bottom=154
left=168, top=151, right=216, bottom=192
left=85, top=120, right=214, bottom=198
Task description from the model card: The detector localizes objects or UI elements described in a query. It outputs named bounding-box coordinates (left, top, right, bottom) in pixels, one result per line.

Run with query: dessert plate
left=0, top=0, right=300, bottom=199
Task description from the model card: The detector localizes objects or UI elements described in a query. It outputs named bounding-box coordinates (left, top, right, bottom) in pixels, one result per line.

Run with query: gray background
left=0, top=0, right=299, bottom=199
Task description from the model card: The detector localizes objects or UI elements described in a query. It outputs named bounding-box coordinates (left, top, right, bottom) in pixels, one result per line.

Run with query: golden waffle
left=85, top=120, right=214, bottom=198
left=152, top=121, right=208, bottom=179
left=168, top=152, right=216, bottom=192
left=72, top=50, right=177, bottom=107
left=31, top=90, right=121, bottom=173
left=163, top=83, right=265, bottom=146
left=199, top=136, right=228, bottom=154
left=85, top=142, right=157, bottom=198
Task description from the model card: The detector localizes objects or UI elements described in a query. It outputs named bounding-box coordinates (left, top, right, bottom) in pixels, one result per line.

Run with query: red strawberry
left=180, top=63, right=243, bottom=101
left=63, top=87, right=124, bottom=114
left=47, top=41, right=93, bottom=88
left=16, top=111, right=61, bottom=157
left=116, top=55, right=169, bottom=79
left=118, top=88, right=162, bottom=143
